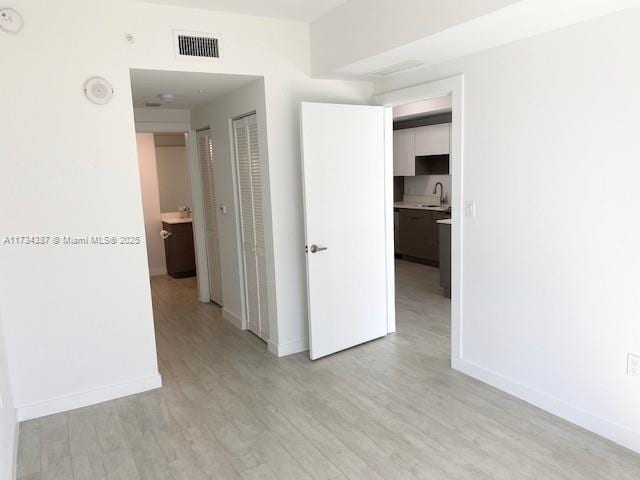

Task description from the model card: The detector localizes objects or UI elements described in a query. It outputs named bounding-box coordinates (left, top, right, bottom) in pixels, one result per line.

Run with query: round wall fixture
left=84, top=77, right=114, bottom=105
left=0, top=8, right=23, bottom=33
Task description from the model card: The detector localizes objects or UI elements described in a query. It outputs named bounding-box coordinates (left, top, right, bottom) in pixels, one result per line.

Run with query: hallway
left=16, top=264, right=640, bottom=479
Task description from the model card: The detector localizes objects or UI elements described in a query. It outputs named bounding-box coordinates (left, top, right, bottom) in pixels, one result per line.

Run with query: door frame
left=134, top=122, right=213, bottom=304
left=374, top=74, right=464, bottom=367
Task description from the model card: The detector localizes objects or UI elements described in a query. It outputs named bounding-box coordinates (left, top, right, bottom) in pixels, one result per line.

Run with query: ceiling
left=129, top=69, right=260, bottom=109
left=132, top=0, right=348, bottom=22
left=332, top=0, right=639, bottom=79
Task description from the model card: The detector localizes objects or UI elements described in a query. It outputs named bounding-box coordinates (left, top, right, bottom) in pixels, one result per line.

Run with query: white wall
left=0, top=312, right=16, bottom=480
left=0, top=0, right=371, bottom=419
left=377, top=8, right=640, bottom=452
left=0, top=1, right=163, bottom=420
left=136, top=133, right=167, bottom=276
left=155, top=146, right=192, bottom=213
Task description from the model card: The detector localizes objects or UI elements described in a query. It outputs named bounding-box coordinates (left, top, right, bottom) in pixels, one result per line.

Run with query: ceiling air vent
left=369, top=61, right=424, bottom=78
left=174, top=30, right=220, bottom=60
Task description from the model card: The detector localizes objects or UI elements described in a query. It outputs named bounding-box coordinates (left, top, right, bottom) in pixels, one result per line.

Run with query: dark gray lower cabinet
left=162, top=221, right=196, bottom=278
left=397, top=209, right=450, bottom=265
left=398, top=209, right=433, bottom=260
left=438, top=222, right=451, bottom=298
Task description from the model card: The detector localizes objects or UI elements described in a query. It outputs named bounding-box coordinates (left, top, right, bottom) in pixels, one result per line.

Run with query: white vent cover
left=369, top=61, right=424, bottom=78
left=174, top=30, right=220, bottom=60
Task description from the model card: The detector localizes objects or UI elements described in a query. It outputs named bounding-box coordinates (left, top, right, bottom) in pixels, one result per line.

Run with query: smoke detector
left=84, top=77, right=114, bottom=105
left=0, top=8, right=23, bottom=33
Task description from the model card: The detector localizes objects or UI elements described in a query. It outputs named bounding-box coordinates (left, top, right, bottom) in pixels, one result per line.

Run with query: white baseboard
left=454, top=358, right=640, bottom=454
left=222, top=308, right=243, bottom=329
left=16, top=373, right=162, bottom=422
left=149, top=267, right=167, bottom=277
left=268, top=338, right=308, bottom=357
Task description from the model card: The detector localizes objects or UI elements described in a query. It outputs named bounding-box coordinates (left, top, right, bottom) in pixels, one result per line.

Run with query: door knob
left=309, top=244, right=327, bottom=253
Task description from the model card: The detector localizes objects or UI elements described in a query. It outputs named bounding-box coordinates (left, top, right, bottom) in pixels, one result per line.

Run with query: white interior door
left=197, top=129, right=224, bottom=305
left=300, top=102, right=388, bottom=360
left=234, top=114, right=269, bottom=341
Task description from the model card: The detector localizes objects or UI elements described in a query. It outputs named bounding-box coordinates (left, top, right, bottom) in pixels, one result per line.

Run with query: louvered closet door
left=234, top=115, right=269, bottom=341
left=247, top=115, right=269, bottom=340
left=197, top=129, right=224, bottom=305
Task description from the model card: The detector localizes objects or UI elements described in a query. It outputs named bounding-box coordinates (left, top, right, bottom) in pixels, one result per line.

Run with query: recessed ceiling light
left=158, top=92, right=176, bottom=102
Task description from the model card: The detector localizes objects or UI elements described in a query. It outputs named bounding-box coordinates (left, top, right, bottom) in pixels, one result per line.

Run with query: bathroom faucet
left=433, top=182, right=444, bottom=204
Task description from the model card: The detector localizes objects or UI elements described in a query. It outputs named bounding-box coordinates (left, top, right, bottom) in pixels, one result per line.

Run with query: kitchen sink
left=419, top=204, right=450, bottom=210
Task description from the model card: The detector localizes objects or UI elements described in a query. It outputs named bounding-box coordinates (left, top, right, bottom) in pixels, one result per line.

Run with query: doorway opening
left=299, top=76, right=462, bottom=363
left=376, top=75, right=464, bottom=366
left=130, top=68, right=275, bottom=351
left=391, top=95, right=454, bottom=362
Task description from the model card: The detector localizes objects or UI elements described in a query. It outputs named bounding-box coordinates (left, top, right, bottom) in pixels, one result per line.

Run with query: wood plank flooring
left=17, top=260, right=640, bottom=479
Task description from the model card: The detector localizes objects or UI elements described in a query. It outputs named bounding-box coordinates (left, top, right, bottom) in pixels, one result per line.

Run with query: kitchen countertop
left=436, top=218, right=452, bottom=225
left=394, top=202, right=451, bottom=212
left=161, top=212, right=193, bottom=224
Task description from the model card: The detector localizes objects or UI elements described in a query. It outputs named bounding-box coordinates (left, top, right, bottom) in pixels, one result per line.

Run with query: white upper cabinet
left=393, top=128, right=415, bottom=176
left=414, top=123, right=450, bottom=156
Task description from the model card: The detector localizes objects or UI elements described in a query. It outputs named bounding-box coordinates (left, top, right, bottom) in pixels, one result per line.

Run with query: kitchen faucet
left=433, top=182, right=444, bottom=204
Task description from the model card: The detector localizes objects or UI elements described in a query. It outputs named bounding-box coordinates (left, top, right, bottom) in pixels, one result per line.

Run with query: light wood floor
left=17, top=260, right=640, bottom=479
